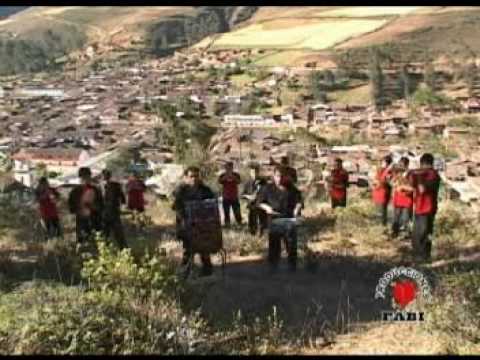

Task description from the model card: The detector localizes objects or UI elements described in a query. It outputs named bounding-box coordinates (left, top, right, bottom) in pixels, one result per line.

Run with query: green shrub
left=426, top=270, right=480, bottom=353
left=81, top=239, right=179, bottom=299
left=447, top=115, right=480, bottom=129
left=0, top=281, right=207, bottom=355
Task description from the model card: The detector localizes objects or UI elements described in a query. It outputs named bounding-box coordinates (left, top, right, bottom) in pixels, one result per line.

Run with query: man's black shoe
left=199, top=266, right=213, bottom=277
left=288, top=262, right=297, bottom=273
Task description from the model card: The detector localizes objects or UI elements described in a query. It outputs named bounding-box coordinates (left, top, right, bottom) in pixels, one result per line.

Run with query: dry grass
left=329, top=84, right=371, bottom=105
left=302, top=322, right=445, bottom=354
left=1, top=186, right=479, bottom=354
left=319, top=6, right=425, bottom=18
left=210, top=19, right=388, bottom=50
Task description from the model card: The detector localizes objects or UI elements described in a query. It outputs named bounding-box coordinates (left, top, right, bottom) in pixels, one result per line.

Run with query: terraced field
left=207, top=18, right=388, bottom=50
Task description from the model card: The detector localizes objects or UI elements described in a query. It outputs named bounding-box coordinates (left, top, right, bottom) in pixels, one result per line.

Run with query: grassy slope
left=0, top=6, right=194, bottom=42
left=0, top=184, right=478, bottom=354
left=199, top=6, right=480, bottom=68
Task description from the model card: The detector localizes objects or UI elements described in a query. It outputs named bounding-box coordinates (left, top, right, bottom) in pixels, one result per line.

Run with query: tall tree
left=424, top=62, right=436, bottom=92
left=309, top=71, right=327, bottom=103
left=369, top=48, right=385, bottom=111
left=400, top=65, right=413, bottom=100
left=465, top=61, right=478, bottom=97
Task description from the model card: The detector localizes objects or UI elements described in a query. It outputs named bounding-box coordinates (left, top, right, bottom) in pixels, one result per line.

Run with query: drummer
left=172, top=166, right=216, bottom=277
left=257, top=165, right=303, bottom=272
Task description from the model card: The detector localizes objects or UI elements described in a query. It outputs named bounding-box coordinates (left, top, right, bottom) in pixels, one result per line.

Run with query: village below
left=0, top=6, right=479, bottom=356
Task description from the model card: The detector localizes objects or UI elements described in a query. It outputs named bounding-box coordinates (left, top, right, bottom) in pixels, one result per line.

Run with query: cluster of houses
left=306, top=99, right=480, bottom=143
left=1, top=43, right=480, bottom=213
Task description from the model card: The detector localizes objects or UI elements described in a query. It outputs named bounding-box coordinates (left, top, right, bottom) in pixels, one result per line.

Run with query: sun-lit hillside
left=207, top=18, right=388, bottom=50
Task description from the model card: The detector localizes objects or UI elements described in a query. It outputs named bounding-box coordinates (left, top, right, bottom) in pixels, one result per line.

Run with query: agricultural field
left=250, top=50, right=338, bottom=68
left=318, top=6, right=425, bottom=18
left=209, top=18, right=388, bottom=50
left=329, top=84, right=371, bottom=105
left=230, top=73, right=256, bottom=88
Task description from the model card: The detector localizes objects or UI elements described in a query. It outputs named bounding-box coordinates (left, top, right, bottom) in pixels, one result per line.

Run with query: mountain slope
left=0, top=6, right=28, bottom=18
left=0, top=6, right=258, bottom=75
left=3, top=6, right=480, bottom=75
left=196, top=6, right=480, bottom=68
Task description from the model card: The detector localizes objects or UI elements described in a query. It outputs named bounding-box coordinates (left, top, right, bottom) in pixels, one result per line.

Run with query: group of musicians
left=175, top=152, right=440, bottom=276
left=34, top=152, right=440, bottom=277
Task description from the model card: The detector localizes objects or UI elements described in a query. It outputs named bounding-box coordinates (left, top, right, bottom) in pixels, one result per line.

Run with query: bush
left=0, top=281, right=207, bottom=355
left=0, top=238, right=208, bottom=355
left=80, top=239, right=179, bottom=300
left=426, top=270, right=480, bottom=353
left=447, top=115, right=480, bottom=129
left=411, top=87, right=454, bottom=108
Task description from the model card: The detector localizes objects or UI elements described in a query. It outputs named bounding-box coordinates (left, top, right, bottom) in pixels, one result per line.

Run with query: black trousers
left=377, top=204, right=389, bottom=226
left=413, top=213, right=436, bottom=259
left=76, top=214, right=102, bottom=243
left=392, top=207, right=413, bottom=237
left=223, top=198, right=242, bottom=225
left=104, top=215, right=127, bottom=249
left=331, top=197, right=347, bottom=209
left=176, top=219, right=212, bottom=271
left=268, top=219, right=298, bottom=268
left=43, top=218, right=61, bottom=240
left=248, top=206, right=268, bottom=236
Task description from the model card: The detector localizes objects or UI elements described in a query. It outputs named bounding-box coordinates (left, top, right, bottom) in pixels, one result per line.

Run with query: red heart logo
left=392, top=280, right=417, bottom=309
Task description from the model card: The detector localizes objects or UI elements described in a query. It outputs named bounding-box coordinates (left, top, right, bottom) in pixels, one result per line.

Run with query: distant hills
left=2, top=6, right=480, bottom=76
left=0, top=6, right=29, bottom=18
left=0, top=6, right=257, bottom=75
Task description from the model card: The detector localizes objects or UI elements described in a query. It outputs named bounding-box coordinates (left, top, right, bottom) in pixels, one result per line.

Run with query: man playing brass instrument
left=390, top=157, right=414, bottom=239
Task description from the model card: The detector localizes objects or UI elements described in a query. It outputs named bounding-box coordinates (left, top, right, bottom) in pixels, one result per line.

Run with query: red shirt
left=413, top=169, right=440, bottom=215
left=127, top=179, right=146, bottom=210
left=372, top=167, right=392, bottom=205
left=38, top=188, right=59, bottom=220
left=330, top=168, right=349, bottom=201
left=392, top=171, right=414, bottom=209
left=219, top=172, right=241, bottom=201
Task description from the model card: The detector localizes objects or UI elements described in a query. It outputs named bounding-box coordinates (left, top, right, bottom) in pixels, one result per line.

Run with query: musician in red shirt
left=126, top=172, right=147, bottom=213
left=411, top=153, right=441, bottom=261
left=35, top=177, right=62, bottom=240
left=372, top=155, right=393, bottom=226
left=327, top=158, right=349, bottom=209
left=391, top=157, right=414, bottom=238
left=218, top=161, right=242, bottom=227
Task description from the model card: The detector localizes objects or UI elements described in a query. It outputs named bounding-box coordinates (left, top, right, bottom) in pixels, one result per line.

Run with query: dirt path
left=181, top=247, right=396, bottom=333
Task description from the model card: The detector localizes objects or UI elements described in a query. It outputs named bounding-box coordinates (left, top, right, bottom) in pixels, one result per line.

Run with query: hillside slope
left=0, top=6, right=258, bottom=75
left=3, top=6, right=480, bottom=74
left=0, top=6, right=28, bottom=18
left=197, top=6, right=480, bottom=68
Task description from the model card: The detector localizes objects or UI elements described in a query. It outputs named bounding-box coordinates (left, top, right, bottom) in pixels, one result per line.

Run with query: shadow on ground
left=181, top=254, right=401, bottom=335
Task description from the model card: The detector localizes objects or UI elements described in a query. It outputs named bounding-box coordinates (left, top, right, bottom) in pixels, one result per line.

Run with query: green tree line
left=0, top=26, right=86, bottom=75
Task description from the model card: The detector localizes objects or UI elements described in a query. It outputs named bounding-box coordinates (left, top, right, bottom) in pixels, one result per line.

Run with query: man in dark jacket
left=68, top=167, right=104, bottom=243
left=257, top=165, right=303, bottom=272
left=172, top=166, right=216, bottom=277
left=242, top=164, right=267, bottom=236
left=101, top=169, right=127, bottom=249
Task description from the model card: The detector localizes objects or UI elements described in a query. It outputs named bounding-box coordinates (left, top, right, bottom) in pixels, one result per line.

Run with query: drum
left=184, top=198, right=223, bottom=254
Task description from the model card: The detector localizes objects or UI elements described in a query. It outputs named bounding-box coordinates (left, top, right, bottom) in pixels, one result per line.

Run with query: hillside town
left=0, top=46, right=479, bottom=212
